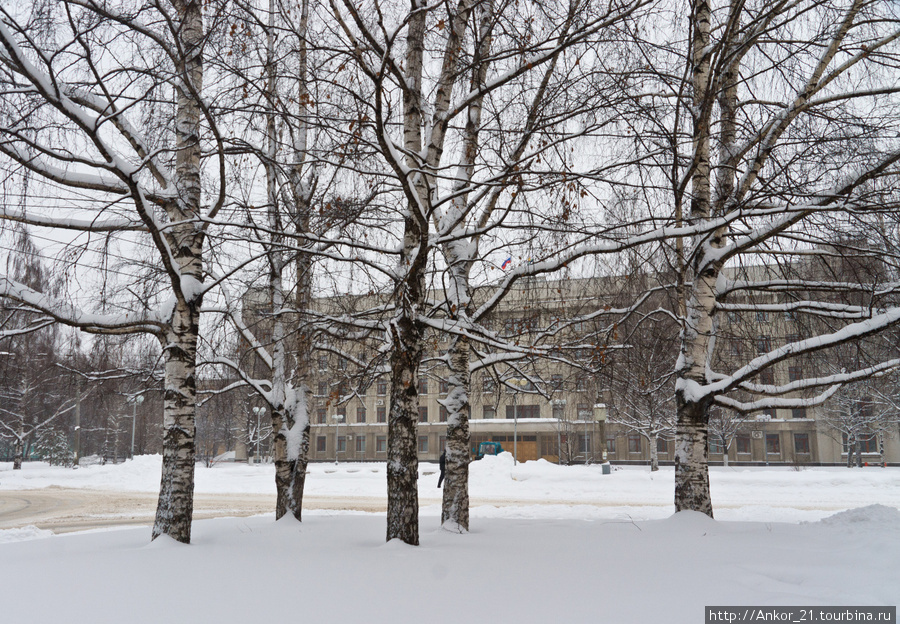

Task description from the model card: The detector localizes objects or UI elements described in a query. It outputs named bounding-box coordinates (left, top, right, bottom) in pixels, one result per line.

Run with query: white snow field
left=1, top=454, right=898, bottom=623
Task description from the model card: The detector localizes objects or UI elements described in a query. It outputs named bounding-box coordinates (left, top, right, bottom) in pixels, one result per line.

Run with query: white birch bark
left=150, top=0, right=206, bottom=544
left=674, top=0, right=716, bottom=517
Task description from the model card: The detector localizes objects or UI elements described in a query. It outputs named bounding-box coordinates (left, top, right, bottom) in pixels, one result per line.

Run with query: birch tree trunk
left=438, top=0, right=491, bottom=531
left=649, top=431, right=659, bottom=472
left=262, top=0, right=298, bottom=521
left=674, top=0, right=715, bottom=518
left=284, top=245, right=314, bottom=520
left=441, top=332, right=471, bottom=530
left=13, top=425, right=23, bottom=470
left=152, top=0, right=205, bottom=544
left=281, top=0, right=314, bottom=522
left=153, top=307, right=200, bottom=543
left=386, top=244, right=426, bottom=543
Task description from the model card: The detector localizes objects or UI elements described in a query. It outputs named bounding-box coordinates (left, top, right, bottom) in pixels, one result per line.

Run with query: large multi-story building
left=244, top=268, right=900, bottom=467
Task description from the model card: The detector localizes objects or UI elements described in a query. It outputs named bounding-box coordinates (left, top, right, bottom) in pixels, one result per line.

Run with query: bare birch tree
left=0, top=0, right=226, bottom=542
left=664, top=0, right=900, bottom=515
left=322, top=0, right=650, bottom=542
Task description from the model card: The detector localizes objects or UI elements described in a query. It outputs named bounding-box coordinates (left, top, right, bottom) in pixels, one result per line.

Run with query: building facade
left=244, top=271, right=900, bottom=467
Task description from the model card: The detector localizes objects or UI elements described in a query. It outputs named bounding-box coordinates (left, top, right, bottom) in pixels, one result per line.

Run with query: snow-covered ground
left=1, top=454, right=898, bottom=623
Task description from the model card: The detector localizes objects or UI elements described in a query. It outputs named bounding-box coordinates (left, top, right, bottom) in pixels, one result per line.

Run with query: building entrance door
left=514, top=440, right=538, bottom=462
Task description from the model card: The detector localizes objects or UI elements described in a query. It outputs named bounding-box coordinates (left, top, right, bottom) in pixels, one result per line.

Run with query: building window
left=731, top=340, right=742, bottom=356
left=418, top=436, right=429, bottom=453
left=317, top=356, right=328, bottom=371
left=336, top=406, right=346, bottom=422
left=552, top=403, right=565, bottom=420
left=576, top=403, right=591, bottom=419
left=784, top=310, right=796, bottom=321
left=316, top=436, right=326, bottom=452
left=439, top=405, right=449, bottom=422
left=439, top=379, right=449, bottom=395
left=736, top=434, right=751, bottom=454
left=791, top=408, right=806, bottom=420
left=576, top=377, right=588, bottom=392
left=766, top=434, right=781, bottom=455
left=506, top=404, right=539, bottom=419
left=860, top=435, right=879, bottom=453
left=337, top=381, right=348, bottom=397
left=483, top=405, right=495, bottom=420
left=606, top=436, right=616, bottom=454
left=757, top=409, right=774, bottom=420
left=709, top=436, right=724, bottom=454
left=551, top=374, right=563, bottom=390
left=337, top=358, right=347, bottom=371
left=656, top=437, right=668, bottom=454
left=627, top=434, right=641, bottom=453
left=788, top=367, right=803, bottom=382
left=541, top=437, right=559, bottom=457
left=843, top=433, right=879, bottom=453
left=759, top=370, right=775, bottom=385
left=756, top=335, right=771, bottom=353
left=316, top=408, right=327, bottom=424
left=376, top=435, right=387, bottom=453
left=357, top=406, right=367, bottom=423
left=418, top=378, right=429, bottom=394
left=337, top=436, right=347, bottom=453
left=482, top=376, right=496, bottom=393
left=377, top=378, right=387, bottom=395
left=756, top=310, right=768, bottom=322
left=793, top=433, right=810, bottom=454
left=577, top=435, right=592, bottom=454
left=785, top=334, right=800, bottom=345
left=377, top=406, right=387, bottom=423
left=418, top=406, right=428, bottom=423
left=355, top=435, right=366, bottom=453
left=317, top=381, right=327, bottom=396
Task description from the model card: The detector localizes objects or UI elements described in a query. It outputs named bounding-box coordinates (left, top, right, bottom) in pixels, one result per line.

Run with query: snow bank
left=2, top=455, right=899, bottom=525
left=817, top=504, right=900, bottom=528
left=0, top=511, right=897, bottom=624
left=0, top=525, right=54, bottom=544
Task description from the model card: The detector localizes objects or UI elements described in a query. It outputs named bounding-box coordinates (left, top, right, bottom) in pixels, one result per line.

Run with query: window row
left=315, top=378, right=458, bottom=397
left=314, top=434, right=439, bottom=455
left=729, top=336, right=805, bottom=359
left=314, top=405, right=459, bottom=424
left=725, top=310, right=797, bottom=323
left=707, top=433, right=812, bottom=455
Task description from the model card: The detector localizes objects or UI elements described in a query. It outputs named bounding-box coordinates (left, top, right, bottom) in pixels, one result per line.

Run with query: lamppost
left=252, top=406, right=266, bottom=464
left=127, top=394, right=144, bottom=460
left=552, top=399, right=565, bottom=465
left=593, top=402, right=609, bottom=472
left=334, top=410, right=344, bottom=465
left=513, top=389, right=518, bottom=465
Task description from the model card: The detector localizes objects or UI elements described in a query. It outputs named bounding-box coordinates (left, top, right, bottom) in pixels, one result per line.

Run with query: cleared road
left=0, top=488, right=678, bottom=534
left=0, top=488, right=393, bottom=534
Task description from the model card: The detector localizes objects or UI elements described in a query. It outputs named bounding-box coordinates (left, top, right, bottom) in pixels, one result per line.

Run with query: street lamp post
left=552, top=400, right=565, bottom=465
left=334, top=410, right=344, bottom=465
left=252, top=406, right=266, bottom=464
left=128, top=394, right=144, bottom=460
left=594, top=403, right=609, bottom=472
left=513, top=391, right=518, bottom=466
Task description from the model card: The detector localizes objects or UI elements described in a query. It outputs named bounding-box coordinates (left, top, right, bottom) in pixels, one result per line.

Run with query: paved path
left=0, top=487, right=680, bottom=534
left=0, top=488, right=393, bottom=534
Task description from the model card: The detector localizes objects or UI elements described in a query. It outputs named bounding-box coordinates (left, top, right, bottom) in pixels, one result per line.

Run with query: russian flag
left=500, top=256, right=512, bottom=270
